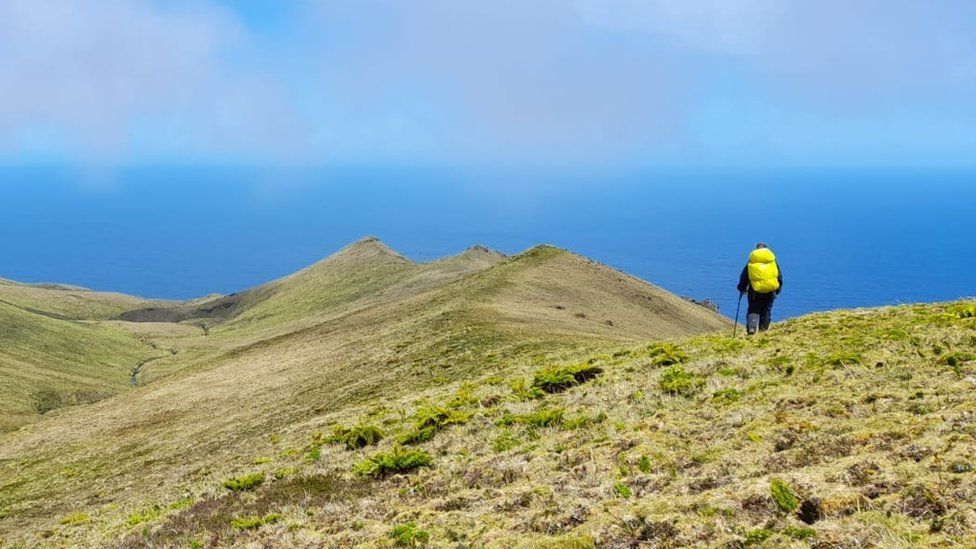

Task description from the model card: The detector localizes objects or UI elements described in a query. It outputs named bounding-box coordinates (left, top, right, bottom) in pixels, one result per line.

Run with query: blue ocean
left=1, top=166, right=973, bottom=320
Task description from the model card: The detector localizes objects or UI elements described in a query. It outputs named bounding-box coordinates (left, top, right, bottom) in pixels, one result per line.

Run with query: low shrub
left=562, top=411, right=607, bottom=430
left=659, top=365, right=705, bottom=397
left=647, top=343, right=689, bottom=366
left=413, top=405, right=469, bottom=431
left=59, top=513, right=90, bottom=526
left=126, top=506, right=162, bottom=527
left=712, top=388, right=742, bottom=403
left=332, top=424, right=385, bottom=450
left=168, top=497, right=194, bottom=511
left=32, top=389, right=64, bottom=414
left=222, top=473, right=265, bottom=492
left=273, top=467, right=296, bottom=480
left=398, top=404, right=469, bottom=445
left=398, top=425, right=436, bottom=445
left=389, top=522, right=430, bottom=547
left=492, top=429, right=521, bottom=452
left=613, top=482, right=632, bottom=498
left=446, top=384, right=479, bottom=408
left=744, top=528, right=774, bottom=545
left=637, top=455, right=652, bottom=474
left=782, top=525, right=817, bottom=540
left=825, top=351, right=862, bottom=366
left=938, top=352, right=975, bottom=376
left=230, top=513, right=281, bottom=530
left=770, top=478, right=800, bottom=513
left=532, top=363, right=603, bottom=393
left=508, top=378, right=545, bottom=400
left=354, top=446, right=432, bottom=477
left=949, top=302, right=976, bottom=319
left=498, top=407, right=565, bottom=428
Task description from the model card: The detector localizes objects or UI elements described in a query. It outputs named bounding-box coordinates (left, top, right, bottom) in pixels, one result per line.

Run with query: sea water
left=1, top=166, right=973, bottom=320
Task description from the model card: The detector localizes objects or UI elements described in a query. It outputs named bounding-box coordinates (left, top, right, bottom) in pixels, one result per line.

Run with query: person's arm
left=737, top=266, right=750, bottom=294
left=776, top=265, right=783, bottom=295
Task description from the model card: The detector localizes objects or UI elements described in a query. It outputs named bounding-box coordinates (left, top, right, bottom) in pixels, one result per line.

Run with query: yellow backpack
left=747, top=248, right=780, bottom=294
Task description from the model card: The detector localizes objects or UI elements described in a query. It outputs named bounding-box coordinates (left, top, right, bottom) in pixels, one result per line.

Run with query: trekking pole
left=733, top=292, right=743, bottom=338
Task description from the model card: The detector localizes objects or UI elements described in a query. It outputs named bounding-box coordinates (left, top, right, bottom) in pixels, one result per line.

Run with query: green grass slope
left=0, top=277, right=158, bottom=320
left=0, top=302, right=162, bottom=433
left=2, top=297, right=973, bottom=546
left=0, top=239, right=731, bottom=547
left=116, top=300, right=976, bottom=548
left=115, top=238, right=502, bottom=334
left=446, top=245, right=730, bottom=342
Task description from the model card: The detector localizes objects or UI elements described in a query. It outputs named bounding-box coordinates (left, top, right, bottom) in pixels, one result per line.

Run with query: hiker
left=737, top=243, right=782, bottom=335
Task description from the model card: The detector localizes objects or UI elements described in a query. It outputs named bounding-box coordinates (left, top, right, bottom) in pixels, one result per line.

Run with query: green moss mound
left=770, top=478, right=801, bottom=513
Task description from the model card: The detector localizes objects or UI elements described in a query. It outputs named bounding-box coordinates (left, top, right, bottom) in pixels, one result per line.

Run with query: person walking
left=737, top=243, right=782, bottom=335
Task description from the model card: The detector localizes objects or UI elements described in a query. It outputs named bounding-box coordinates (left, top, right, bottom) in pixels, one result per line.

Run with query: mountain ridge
left=1, top=238, right=726, bottom=433
left=0, top=237, right=745, bottom=546
left=1, top=297, right=973, bottom=547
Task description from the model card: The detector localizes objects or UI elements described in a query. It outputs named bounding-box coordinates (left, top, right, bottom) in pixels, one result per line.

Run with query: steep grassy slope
left=0, top=239, right=729, bottom=547
left=448, top=245, right=729, bottom=341
left=22, top=300, right=966, bottom=548
left=116, top=237, right=497, bottom=331
left=0, top=278, right=168, bottom=431
left=0, top=302, right=163, bottom=433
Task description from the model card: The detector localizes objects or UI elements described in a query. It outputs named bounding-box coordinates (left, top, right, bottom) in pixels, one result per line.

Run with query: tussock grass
left=498, top=407, right=565, bottom=428
left=398, top=403, right=471, bottom=445
left=59, top=513, right=90, bottom=526
left=645, top=343, right=689, bottom=366
left=658, top=364, right=705, bottom=396
left=330, top=423, right=385, bottom=450
left=388, top=522, right=430, bottom=547
left=353, top=446, right=432, bottom=477
left=532, top=363, right=603, bottom=393
left=230, top=513, right=280, bottom=530
left=222, top=473, right=265, bottom=492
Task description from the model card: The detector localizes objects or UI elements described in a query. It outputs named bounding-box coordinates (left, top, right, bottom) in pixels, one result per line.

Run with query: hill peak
left=431, top=245, right=506, bottom=271
left=513, top=244, right=569, bottom=261
left=328, top=236, right=410, bottom=263
left=459, top=244, right=506, bottom=259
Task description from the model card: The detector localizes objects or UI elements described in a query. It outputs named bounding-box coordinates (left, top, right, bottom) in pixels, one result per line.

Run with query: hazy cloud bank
left=0, top=0, right=973, bottom=168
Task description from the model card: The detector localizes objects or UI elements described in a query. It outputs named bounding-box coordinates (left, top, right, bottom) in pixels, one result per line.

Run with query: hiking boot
left=747, top=313, right=760, bottom=335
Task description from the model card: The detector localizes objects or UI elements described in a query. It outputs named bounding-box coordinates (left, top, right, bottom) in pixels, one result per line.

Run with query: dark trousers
left=746, top=292, right=776, bottom=334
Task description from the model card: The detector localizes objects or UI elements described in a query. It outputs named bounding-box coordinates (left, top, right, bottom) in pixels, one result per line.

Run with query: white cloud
left=576, top=0, right=976, bottom=104
left=0, top=0, right=305, bottom=163
left=0, top=0, right=972, bottom=167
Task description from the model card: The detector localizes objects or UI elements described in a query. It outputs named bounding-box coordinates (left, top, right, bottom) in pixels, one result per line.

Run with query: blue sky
left=1, top=0, right=974, bottom=169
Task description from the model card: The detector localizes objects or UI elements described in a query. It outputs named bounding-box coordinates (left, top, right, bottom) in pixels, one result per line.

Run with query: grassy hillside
left=1, top=296, right=974, bottom=546
left=0, top=239, right=731, bottom=547
left=0, top=278, right=168, bottom=431
left=0, top=302, right=163, bottom=433
left=0, top=277, right=158, bottom=320
left=449, top=245, right=728, bottom=341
